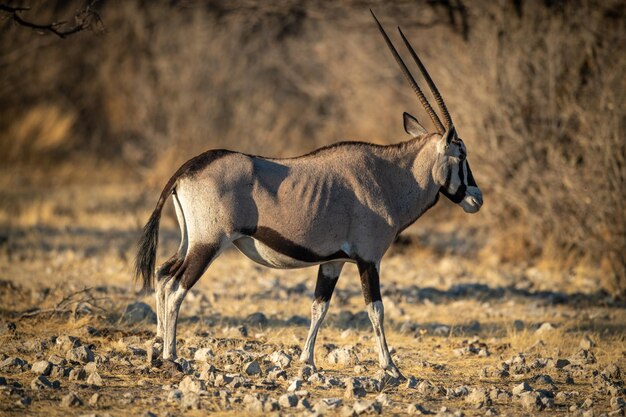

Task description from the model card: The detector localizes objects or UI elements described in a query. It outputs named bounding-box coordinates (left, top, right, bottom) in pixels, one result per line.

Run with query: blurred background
left=0, top=0, right=624, bottom=296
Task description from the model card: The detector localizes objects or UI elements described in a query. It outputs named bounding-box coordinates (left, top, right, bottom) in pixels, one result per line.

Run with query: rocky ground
left=0, top=182, right=625, bottom=416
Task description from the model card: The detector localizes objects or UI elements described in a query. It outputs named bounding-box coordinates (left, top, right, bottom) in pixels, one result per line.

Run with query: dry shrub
left=0, top=1, right=624, bottom=294
left=465, top=1, right=626, bottom=294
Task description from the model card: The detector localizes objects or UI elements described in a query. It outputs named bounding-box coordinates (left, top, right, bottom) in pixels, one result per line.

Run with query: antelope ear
left=442, top=124, right=456, bottom=145
left=403, top=112, right=427, bottom=137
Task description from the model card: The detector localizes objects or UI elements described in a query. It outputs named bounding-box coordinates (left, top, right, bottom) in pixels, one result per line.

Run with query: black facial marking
left=314, top=266, right=340, bottom=303
left=440, top=160, right=467, bottom=204
left=248, top=227, right=349, bottom=263
left=357, top=261, right=381, bottom=305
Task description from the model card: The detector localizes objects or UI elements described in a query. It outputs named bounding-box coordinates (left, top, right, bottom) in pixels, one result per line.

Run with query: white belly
left=232, top=236, right=316, bottom=269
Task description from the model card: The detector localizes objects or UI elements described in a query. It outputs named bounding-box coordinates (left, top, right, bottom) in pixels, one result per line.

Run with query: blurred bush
left=1, top=0, right=624, bottom=294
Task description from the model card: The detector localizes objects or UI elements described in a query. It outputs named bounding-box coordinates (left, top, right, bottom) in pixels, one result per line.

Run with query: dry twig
left=0, top=1, right=103, bottom=38
left=19, top=286, right=109, bottom=319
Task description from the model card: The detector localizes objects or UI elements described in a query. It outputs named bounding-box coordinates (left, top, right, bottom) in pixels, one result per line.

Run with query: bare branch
left=0, top=1, right=103, bottom=39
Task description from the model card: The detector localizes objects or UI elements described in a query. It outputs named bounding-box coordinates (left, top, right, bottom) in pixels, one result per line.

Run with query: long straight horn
left=398, top=26, right=453, bottom=129
left=370, top=10, right=445, bottom=134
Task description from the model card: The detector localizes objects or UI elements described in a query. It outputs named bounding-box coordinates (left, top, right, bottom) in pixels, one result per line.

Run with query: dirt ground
left=1, top=180, right=625, bottom=416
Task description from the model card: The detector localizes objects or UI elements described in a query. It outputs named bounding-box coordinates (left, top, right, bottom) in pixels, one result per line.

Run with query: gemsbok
left=135, top=11, right=483, bottom=378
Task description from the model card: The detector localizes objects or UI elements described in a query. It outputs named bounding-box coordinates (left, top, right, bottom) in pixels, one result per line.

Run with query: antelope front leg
left=357, top=260, right=403, bottom=379
left=300, top=261, right=344, bottom=368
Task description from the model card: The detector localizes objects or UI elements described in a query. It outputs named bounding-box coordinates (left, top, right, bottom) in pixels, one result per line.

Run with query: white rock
left=178, top=375, right=205, bottom=394
left=87, top=371, right=103, bottom=386
left=535, top=322, right=556, bottom=336
left=327, top=347, right=359, bottom=366
left=31, top=361, right=52, bottom=376
left=287, top=378, right=303, bottom=392
left=270, top=350, right=292, bottom=368
left=193, top=347, right=214, bottom=362
left=278, top=393, right=298, bottom=408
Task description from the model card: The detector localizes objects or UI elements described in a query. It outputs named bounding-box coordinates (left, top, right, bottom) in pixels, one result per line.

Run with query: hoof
left=376, top=367, right=405, bottom=385
left=160, top=359, right=183, bottom=376
left=146, top=339, right=163, bottom=365
left=299, top=355, right=316, bottom=369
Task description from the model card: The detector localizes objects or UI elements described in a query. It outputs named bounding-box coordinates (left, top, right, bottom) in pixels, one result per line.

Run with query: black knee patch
left=314, top=267, right=339, bottom=303
left=357, top=261, right=381, bottom=305
left=157, top=256, right=182, bottom=279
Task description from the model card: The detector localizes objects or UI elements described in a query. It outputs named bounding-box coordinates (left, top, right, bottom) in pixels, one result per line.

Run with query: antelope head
left=372, top=11, right=483, bottom=214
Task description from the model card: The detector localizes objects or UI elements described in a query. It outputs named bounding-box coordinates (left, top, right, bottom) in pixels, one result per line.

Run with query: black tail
left=135, top=174, right=180, bottom=291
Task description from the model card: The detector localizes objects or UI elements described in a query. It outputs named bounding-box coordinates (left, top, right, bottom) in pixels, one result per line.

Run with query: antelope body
left=135, top=12, right=483, bottom=378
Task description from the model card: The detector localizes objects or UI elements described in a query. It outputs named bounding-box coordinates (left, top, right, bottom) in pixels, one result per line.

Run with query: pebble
left=69, top=367, right=87, bottom=381
left=31, top=375, right=59, bottom=390
left=17, top=395, right=32, bottom=407
left=87, top=371, right=103, bottom=386
left=417, top=379, right=442, bottom=396
left=56, top=335, right=81, bottom=351
left=48, top=354, right=67, bottom=366
left=270, top=350, right=292, bottom=368
left=327, top=347, right=359, bottom=366
left=31, top=360, right=52, bottom=376
left=84, top=362, right=97, bottom=374
left=535, top=322, right=556, bottom=335
left=181, top=392, right=201, bottom=410
left=610, top=396, right=626, bottom=411
left=512, top=381, right=532, bottom=395
left=244, top=395, right=265, bottom=412
left=193, top=347, right=214, bottom=362
left=0, top=357, right=27, bottom=372
left=344, top=378, right=366, bottom=399
left=267, top=367, right=287, bottom=381
left=447, top=385, right=470, bottom=398
left=314, top=398, right=343, bottom=412
left=243, top=360, right=261, bottom=376
left=245, top=312, right=268, bottom=327
left=178, top=375, right=205, bottom=394
left=278, top=393, right=298, bottom=408
left=0, top=322, right=17, bottom=335
left=122, top=302, right=157, bottom=324
left=580, top=335, right=595, bottom=350
left=167, top=389, right=183, bottom=404
left=466, top=388, right=491, bottom=408
left=603, top=364, right=621, bottom=380
left=554, top=358, right=571, bottom=369
left=375, top=393, right=392, bottom=406
left=66, top=346, right=94, bottom=364
left=88, top=393, right=101, bottom=406
left=405, top=375, right=419, bottom=388
left=407, top=403, right=430, bottom=414
left=518, top=392, right=544, bottom=411
left=61, top=392, right=83, bottom=407
left=352, top=399, right=382, bottom=415
left=287, top=378, right=303, bottom=392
